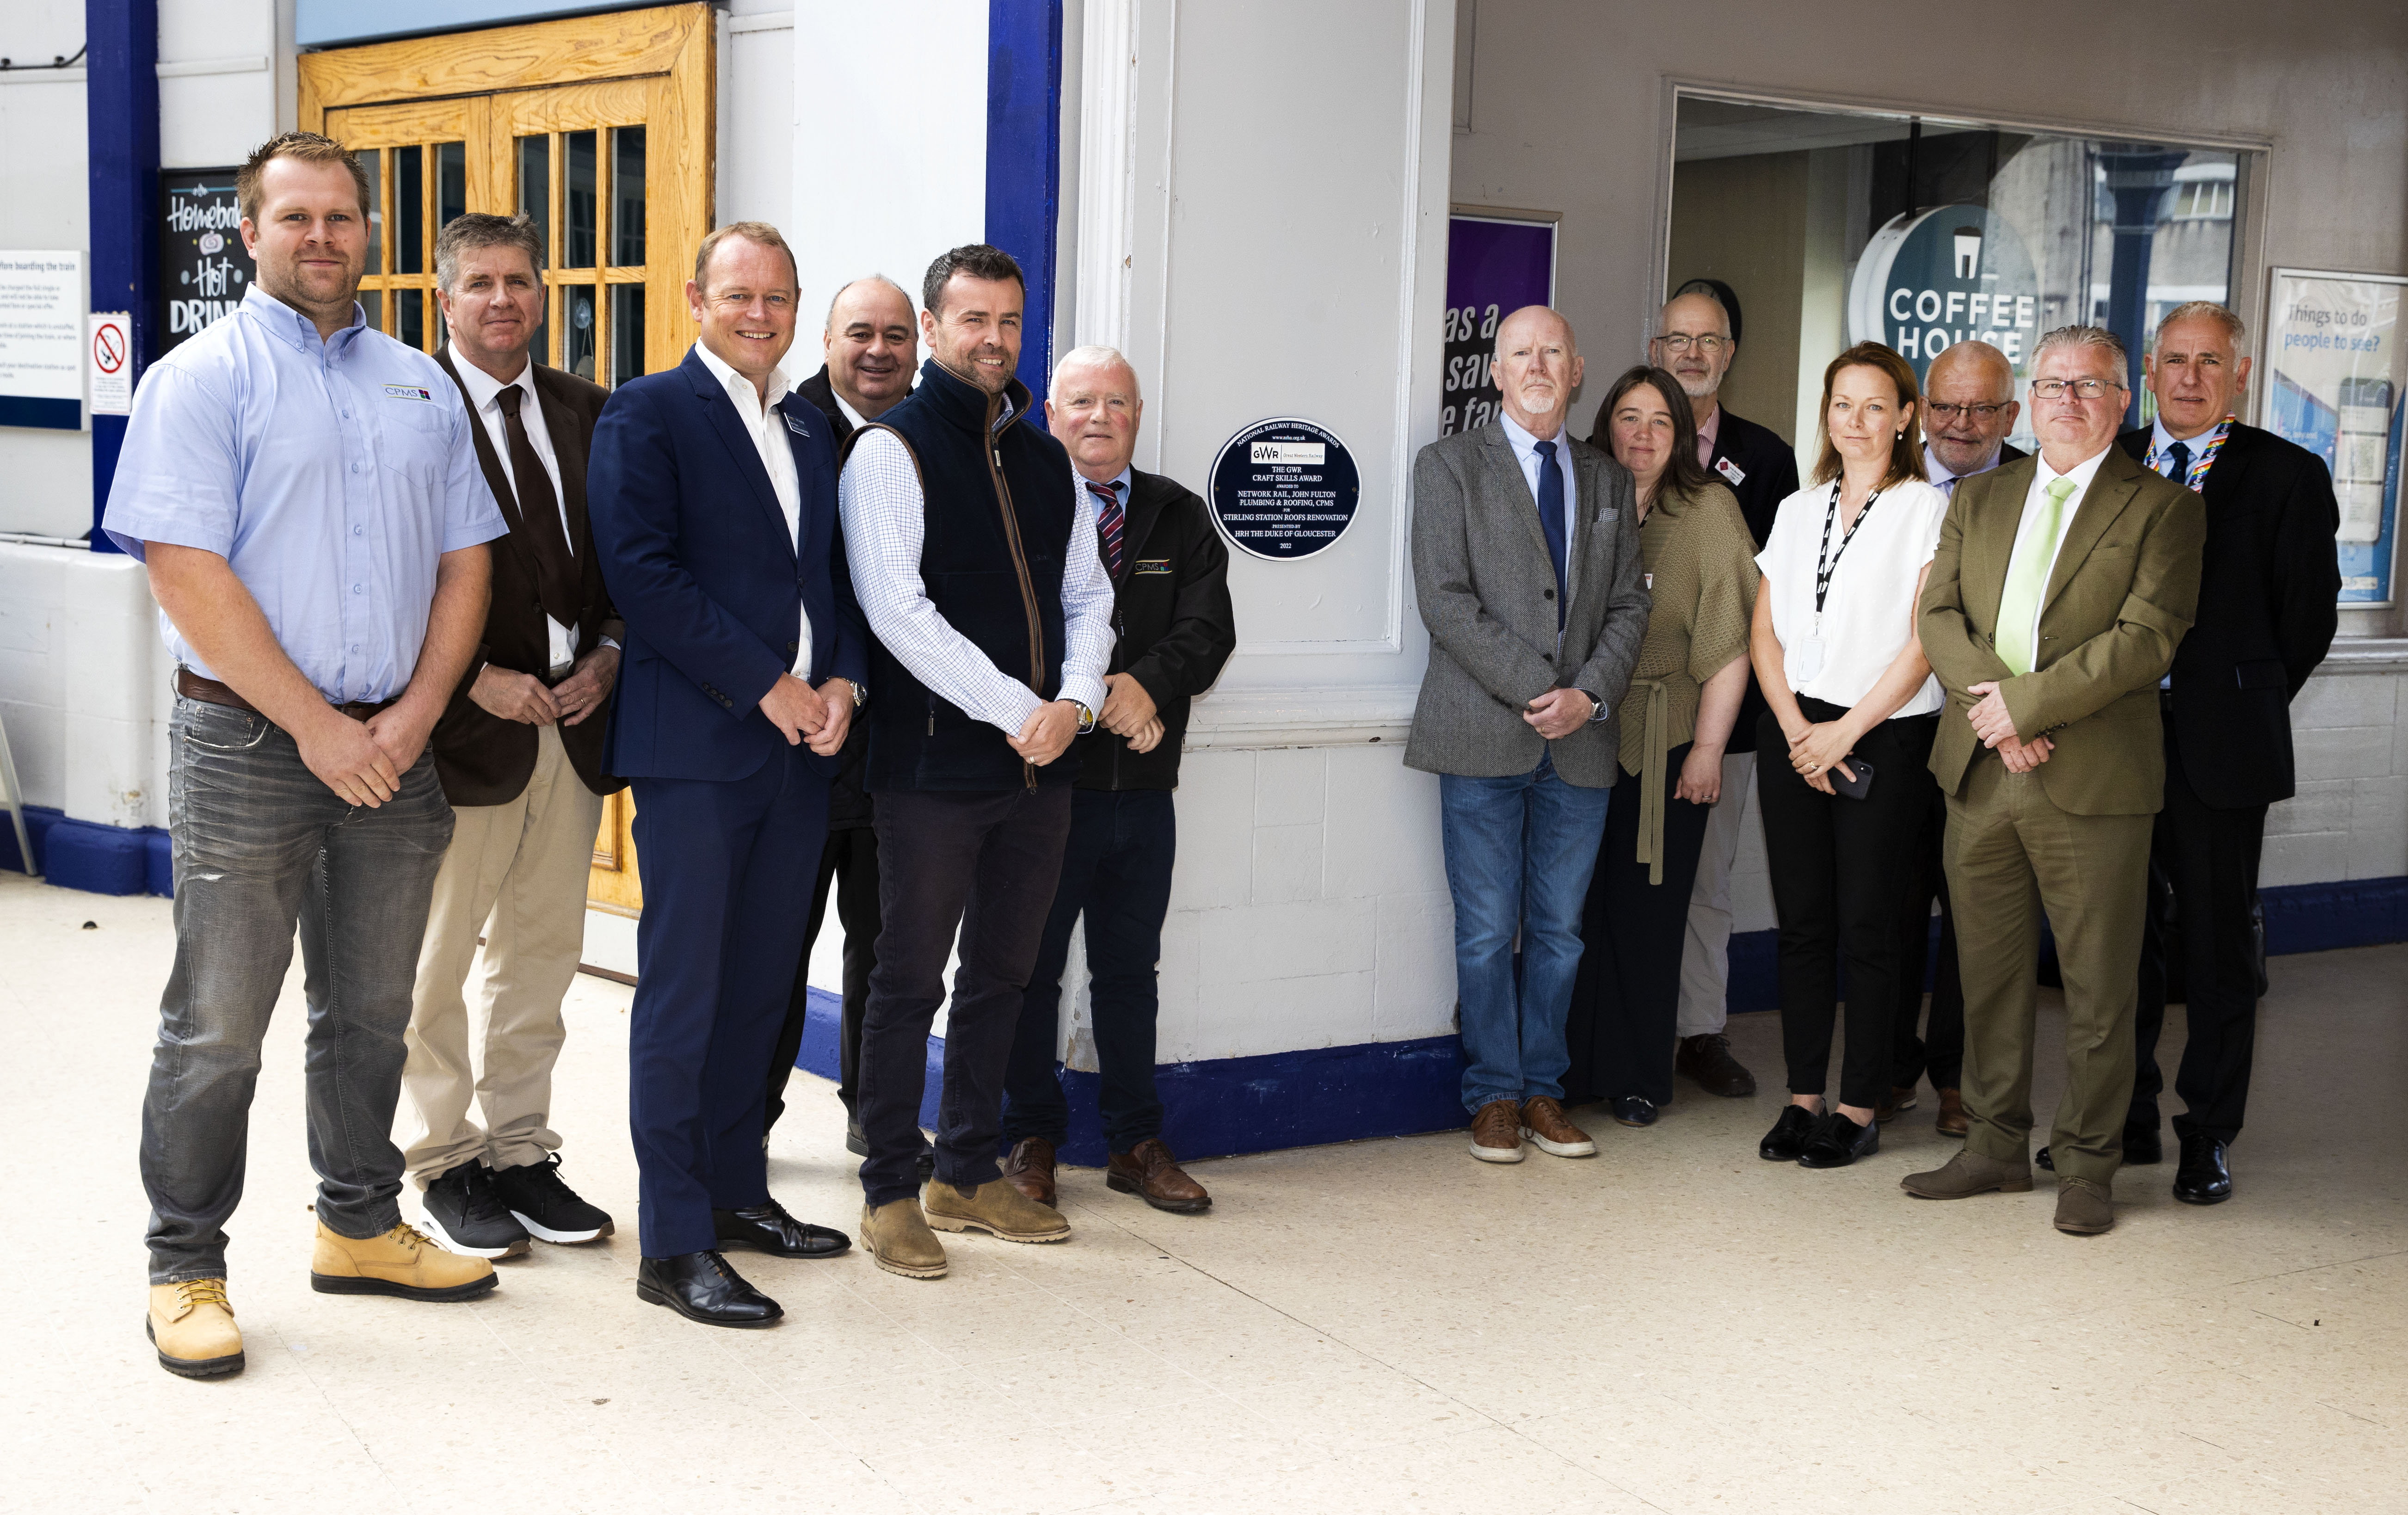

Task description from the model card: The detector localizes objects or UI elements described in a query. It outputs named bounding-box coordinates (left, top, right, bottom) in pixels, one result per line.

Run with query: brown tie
left=495, top=384, right=581, bottom=630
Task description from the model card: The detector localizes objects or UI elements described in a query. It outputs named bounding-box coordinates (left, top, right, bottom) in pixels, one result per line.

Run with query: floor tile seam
left=703, top=1327, right=909, bottom=1496
left=261, top=1321, right=405, bottom=1491
left=2217, top=1245, right=2408, bottom=1289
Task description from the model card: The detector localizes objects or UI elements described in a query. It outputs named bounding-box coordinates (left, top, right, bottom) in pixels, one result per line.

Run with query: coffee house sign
left=1847, top=203, right=2039, bottom=385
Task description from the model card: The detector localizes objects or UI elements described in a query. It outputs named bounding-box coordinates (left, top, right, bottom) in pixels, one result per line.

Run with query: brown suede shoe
left=1899, top=1149, right=2034, bottom=1200
left=1107, top=1138, right=1211, bottom=1213
left=1520, top=1096, right=1596, bottom=1157
left=1468, top=1099, right=1523, bottom=1163
left=861, top=1199, right=948, bottom=1279
left=921, top=1178, right=1071, bottom=1243
left=2055, top=1177, right=2115, bottom=1235
left=1934, top=1087, right=1969, bottom=1137
left=1001, top=1137, right=1059, bottom=1207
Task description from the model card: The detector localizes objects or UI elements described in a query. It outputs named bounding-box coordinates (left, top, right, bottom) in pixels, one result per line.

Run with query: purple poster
left=1442, top=214, right=1557, bottom=435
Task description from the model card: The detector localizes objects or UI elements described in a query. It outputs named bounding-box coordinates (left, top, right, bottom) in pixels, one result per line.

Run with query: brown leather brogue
left=1106, top=1138, right=1210, bottom=1213
left=1001, top=1137, right=1058, bottom=1207
left=1934, top=1087, right=1969, bottom=1137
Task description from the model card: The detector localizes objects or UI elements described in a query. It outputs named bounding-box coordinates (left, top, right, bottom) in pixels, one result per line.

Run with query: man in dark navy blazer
left=589, top=222, right=869, bottom=1327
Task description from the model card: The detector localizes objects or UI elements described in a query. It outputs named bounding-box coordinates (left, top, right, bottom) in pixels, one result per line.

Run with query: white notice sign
left=89, top=312, right=132, bottom=416
left=0, top=250, right=86, bottom=431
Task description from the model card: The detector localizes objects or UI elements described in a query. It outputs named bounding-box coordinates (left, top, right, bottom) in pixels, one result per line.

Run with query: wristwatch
left=1071, top=700, right=1096, bottom=734
left=849, top=678, right=868, bottom=709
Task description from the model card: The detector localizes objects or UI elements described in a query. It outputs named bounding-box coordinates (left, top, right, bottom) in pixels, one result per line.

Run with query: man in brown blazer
left=400, top=213, right=626, bottom=1258
left=1903, top=325, right=2204, bottom=1237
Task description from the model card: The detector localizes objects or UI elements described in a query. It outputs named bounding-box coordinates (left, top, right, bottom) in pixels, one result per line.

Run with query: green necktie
left=1998, top=476, right=2077, bottom=675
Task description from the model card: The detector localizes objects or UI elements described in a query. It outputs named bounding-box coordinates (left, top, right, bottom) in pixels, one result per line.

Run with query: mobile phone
left=1830, top=758, right=1876, bottom=800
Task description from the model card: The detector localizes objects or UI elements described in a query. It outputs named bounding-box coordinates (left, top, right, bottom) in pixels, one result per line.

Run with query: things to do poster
left=2265, top=268, right=2407, bottom=606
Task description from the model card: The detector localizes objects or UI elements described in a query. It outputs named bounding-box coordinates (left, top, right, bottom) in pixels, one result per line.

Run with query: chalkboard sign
left=161, top=170, right=254, bottom=357
left=1207, top=417, right=1361, bottom=560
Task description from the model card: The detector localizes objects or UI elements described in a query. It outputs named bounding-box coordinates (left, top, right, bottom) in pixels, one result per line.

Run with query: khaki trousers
left=1944, top=757, right=2153, bottom=1189
left=400, top=725, right=605, bottom=1184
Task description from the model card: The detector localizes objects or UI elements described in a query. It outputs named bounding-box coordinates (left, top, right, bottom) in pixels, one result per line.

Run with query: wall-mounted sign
left=161, top=170, right=254, bottom=358
left=89, top=312, right=132, bottom=417
left=1208, top=418, right=1361, bottom=560
left=2264, top=267, right=2407, bottom=607
left=1847, top=203, right=2039, bottom=388
left=0, top=250, right=86, bottom=431
left=1442, top=209, right=1556, bottom=437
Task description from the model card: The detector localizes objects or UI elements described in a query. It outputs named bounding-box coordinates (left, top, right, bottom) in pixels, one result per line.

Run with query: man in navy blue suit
left=588, top=222, right=868, bottom=1327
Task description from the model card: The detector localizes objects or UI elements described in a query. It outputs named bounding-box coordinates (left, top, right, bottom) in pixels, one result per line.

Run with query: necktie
left=1090, top=479, right=1126, bottom=579
left=1998, top=476, right=2076, bottom=676
left=2166, top=439, right=2191, bottom=484
left=495, top=385, right=580, bottom=630
left=1533, top=438, right=1568, bottom=630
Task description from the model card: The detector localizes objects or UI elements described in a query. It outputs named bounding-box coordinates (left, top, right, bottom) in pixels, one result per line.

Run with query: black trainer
left=1759, top=1105, right=1817, bottom=1161
left=420, top=1162, right=531, bottom=1258
left=489, top=1154, right=615, bottom=1244
left=1798, top=1109, right=1880, bottom=1169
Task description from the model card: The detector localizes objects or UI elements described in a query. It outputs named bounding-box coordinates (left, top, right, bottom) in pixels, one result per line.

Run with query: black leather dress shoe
left=636, top=1250, right=782, bottom=1328
left=1797, top=1110, right=1880, bottom=1169
left=1759, top=1105, right=1817, bottom=1161
left=2172, top=1133, right=2233, bottom=1205
left=2036, top=1145, right=2054, bottom=1171
left=2123, top=1128, right=2164, bottom=1165
left=1611, top=1095, right=1658, bottom=1128
left=713, top=1200, right=851, bottom=1258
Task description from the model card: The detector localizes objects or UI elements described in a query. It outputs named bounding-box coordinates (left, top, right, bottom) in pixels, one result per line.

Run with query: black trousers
left=856, top=785, right=1073, bottom=1207
left=2132, top=734, right=2268, bottom=1145
left=1002, top=788, right=1178, bottom=1152
left=764, top=823, right=881, bottom=1136
left=1891, top=776, right=1965, bottom=1092
left=1565, top=743, right=1715, bottom=1107
left=1757, top=702, right=1939, bottom=1112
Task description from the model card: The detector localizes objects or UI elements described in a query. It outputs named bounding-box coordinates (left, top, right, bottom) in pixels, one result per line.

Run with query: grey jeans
left=142, top=696, right=454, bottom=1283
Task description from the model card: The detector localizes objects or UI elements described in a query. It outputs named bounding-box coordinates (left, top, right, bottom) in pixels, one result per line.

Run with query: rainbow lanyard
left=2144, top=414, right=2233, bottom=493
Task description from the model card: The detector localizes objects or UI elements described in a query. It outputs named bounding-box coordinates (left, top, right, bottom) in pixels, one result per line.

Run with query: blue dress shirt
left=104, top=286, right=507, bottom=704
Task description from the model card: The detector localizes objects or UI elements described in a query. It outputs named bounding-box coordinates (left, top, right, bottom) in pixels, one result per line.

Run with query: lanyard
left=2145, top=415, right=2233, bottom=492
left=1813, top=481, right=1878, bottom=621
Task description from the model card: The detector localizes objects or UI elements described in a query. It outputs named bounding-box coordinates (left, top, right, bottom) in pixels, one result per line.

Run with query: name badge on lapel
left=782, top=409, right=812, bottom=437
left=1715, top=456, right=1746, bottom=487
left=1133, top=558, right=1172, bottom=576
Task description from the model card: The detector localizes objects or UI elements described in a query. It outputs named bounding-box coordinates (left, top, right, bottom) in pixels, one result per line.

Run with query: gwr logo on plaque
left=1207, top=417, right=1361, bottom=561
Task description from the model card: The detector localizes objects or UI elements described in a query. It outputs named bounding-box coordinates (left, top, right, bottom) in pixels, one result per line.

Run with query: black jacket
left=2116, top=422, right=2340, bottom=809
left=1706, top=406, right=1800, bottom=756
left=1071, top=467, right=1236, bottom=790
left=797, top=365, right=873, bottom=829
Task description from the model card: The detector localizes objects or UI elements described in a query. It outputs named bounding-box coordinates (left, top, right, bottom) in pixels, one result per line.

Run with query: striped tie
left=1090, top=479, right=1126, bottom=579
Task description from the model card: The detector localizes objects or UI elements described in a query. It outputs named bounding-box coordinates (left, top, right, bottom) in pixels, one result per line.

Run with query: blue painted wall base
left=0, top=804, right=173, bottom=896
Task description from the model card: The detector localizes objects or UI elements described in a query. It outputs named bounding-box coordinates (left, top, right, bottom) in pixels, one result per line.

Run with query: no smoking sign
left=88, top=311, right=132, bottom=416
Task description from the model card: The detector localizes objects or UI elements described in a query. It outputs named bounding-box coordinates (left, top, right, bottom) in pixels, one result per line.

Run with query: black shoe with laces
left=1676, top=1033, right=1759, bottom=1097
left=1759, top=1105, right=1817, bottom=1161
left=1798, top=1109, right=1880, bottom=1169
left=489, top=1154, right=614, bottom=1244
left=420, top=1162, right=532, bottom=1258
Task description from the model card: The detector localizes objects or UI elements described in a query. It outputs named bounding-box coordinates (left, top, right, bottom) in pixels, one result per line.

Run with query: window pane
left=361, top=150, right=383, bottom=274
left=611, top=126, right=646, bottom=267
left=563, top=284, right=596, bottom=380
left=437, top=142, right=466, bottom=229
left=517, top=135, right=550, bottom=263
left=395, top=145, right=424, bottom=274
left=565, top=130, right=597, bottom=269
left=358, top=289, right=382, bottom=333
left=398, top=287, right=425, bottom=351
left=610, top=284, right=645, bottom=385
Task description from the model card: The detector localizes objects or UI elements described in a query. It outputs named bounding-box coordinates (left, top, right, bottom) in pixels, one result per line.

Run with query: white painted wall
left=0, top=0, right=97, bottom=541
left=716, top=3, right=794, bottom=233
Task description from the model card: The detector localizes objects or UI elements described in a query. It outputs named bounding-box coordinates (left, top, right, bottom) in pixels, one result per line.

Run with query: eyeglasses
left=2029, top=377, right=2125, bottom=400
left=1926, top=401, right=2010, bottom=422
left=1653, top=333, right=1728, bottom=355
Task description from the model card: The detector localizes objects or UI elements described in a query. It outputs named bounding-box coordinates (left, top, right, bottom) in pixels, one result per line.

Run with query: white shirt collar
left=2035, top=441, right=2113, bottom=499
left=831, top=389, right=868, bottom=431
left=451, top=352, right=536, bottom=417
left=693, top=340, right=793, bottom=415
left=1078, top=466, right=1133, bottom=498
left=1499, top=410, right=1570, bottom=457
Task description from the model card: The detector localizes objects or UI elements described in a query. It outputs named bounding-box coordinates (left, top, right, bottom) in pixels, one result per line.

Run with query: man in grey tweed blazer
left=1407, top=306, right=1649, bottom=1166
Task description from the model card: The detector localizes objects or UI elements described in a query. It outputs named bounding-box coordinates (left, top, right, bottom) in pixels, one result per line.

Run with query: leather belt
left=176, top=666, right=398, bottom=723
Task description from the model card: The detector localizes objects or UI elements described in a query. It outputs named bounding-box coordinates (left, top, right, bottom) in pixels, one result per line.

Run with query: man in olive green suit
left=1902, top=325, right=2205, bottom=1237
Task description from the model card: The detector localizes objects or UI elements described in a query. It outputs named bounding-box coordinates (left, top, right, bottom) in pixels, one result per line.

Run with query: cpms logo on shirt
left=383, top=383, right=437, bottom=403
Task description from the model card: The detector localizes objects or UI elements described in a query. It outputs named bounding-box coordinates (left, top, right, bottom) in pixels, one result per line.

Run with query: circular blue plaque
left=1207, top=417, right=1361, bottom=560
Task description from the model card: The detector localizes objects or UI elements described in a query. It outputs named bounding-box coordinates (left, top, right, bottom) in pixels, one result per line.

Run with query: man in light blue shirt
left=102, top=133, right=507, bottom=1380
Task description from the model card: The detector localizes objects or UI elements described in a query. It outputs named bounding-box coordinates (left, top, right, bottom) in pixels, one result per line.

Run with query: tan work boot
left=861, top=1198, right=949, bottom=1279
left=309, top=1220, right=498, bottom=1301
left=1468, top=1099, right=1524, bottom=1163
left=1899, top=1148, right=2034, bottom=1200
left=147, top=1279, right=243, bottom=1379
left=921, top=1178, right=1072, bottom=1244
left=1001, top=1137, right=1059, bottom=1207
left=2055, top=1177, right=2115, bottom=1235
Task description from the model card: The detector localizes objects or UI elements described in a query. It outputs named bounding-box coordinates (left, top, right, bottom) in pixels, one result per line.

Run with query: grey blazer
left=1405, top=423, right=1650, bottom=787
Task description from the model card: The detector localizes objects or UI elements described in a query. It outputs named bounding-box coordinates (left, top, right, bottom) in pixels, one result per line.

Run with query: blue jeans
left=143, top=697, right=455, bottom=1282
left=1441, top=754, right=1612, bottom=1115
left=1003, top=788, right=1177, bottom=1153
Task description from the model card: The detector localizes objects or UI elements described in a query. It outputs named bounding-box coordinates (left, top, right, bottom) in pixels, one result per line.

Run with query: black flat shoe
left=1611, top=1095, right=1658, bottom=1128
left=2123, top=1128, right=2164, bottom=1165
left=636, top=1250, right=782, bottom=1328
left=1759, top=1105, right=1817, bottom=1161
left=1797, top=1110, right=1879, bottom=1169
left=713, top=1200, right=851, bottom=1258
left=2172, top=1133, right=2233, bottom=1205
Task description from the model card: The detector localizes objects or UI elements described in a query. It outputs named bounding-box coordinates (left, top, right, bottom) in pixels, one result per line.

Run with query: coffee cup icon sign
left=1953, top=228, right=1982, bottom=279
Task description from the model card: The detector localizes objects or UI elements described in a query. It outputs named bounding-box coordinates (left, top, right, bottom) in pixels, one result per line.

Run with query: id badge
left=1793, top=637, right=1826, bottom=682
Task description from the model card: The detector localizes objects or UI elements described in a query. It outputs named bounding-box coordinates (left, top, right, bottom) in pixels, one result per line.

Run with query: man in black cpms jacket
left=999, top=343, right=1237, bottom=1215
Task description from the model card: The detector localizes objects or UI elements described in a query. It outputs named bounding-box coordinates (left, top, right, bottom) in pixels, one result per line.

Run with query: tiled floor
left=6, top=868, right=2403, bottom=1513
